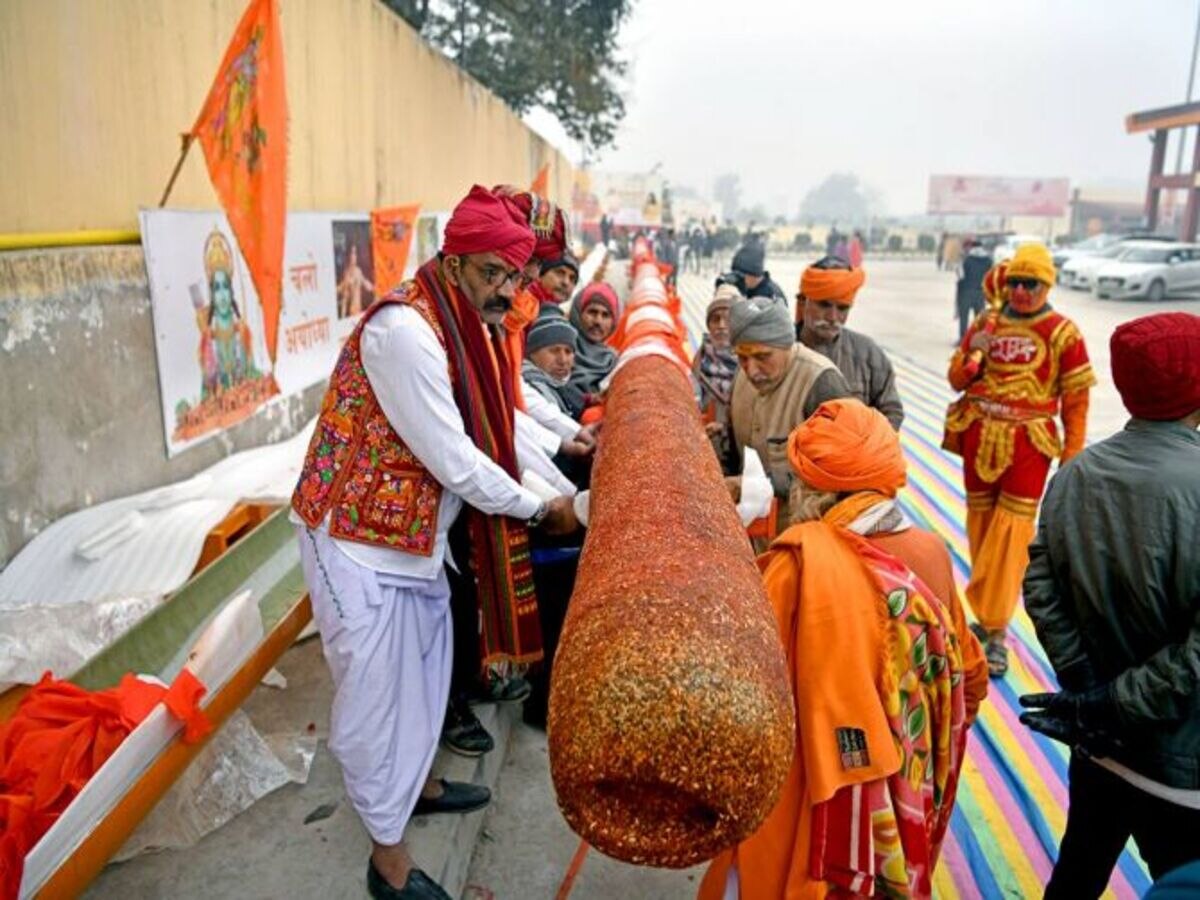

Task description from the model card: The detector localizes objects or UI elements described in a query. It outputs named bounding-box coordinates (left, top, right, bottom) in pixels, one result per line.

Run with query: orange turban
left=799, top=266, right=866, bottom=304
left=788, top=399, right=907, bottom=497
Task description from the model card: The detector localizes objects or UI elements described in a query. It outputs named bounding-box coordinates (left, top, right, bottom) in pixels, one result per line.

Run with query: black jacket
left=715, top=270, right=788, bottom=305
left=1024, top=420, right=1200, bottom=788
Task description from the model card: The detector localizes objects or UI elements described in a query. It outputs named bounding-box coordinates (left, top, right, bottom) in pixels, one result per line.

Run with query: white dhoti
left=297, top=525, right=453, bottom=846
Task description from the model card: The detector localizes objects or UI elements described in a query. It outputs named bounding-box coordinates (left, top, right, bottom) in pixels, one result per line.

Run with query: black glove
left=1055, top=658, right=1100, bottom=693
left=1018, top=685, right=1120, bottom=749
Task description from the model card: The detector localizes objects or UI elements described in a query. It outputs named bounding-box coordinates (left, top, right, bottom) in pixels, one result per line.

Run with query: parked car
left=992, top=233, right=1044, bottom=264
left=1052, top=233, right=1124, bottom=272
left=1060, top=241, right=1137, bottom=290
left=1095, top=242, right=1200, bottom=301
left=1055, top=232, right=1175, bottom=276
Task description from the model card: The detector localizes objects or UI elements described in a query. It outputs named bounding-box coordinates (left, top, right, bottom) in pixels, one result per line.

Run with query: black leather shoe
left=413, top=778, right=491, bottom=816
left=441, top=702, right=494, bottom=757
left=367, top=860, right=452, bottom=900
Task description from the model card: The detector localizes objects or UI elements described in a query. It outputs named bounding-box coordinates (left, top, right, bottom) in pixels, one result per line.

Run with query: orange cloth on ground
left=965, top=506, right=1036, bottom=632
left=870, top=528, right=989, bottom=725
left=698, top=522, right=900, bottom=900
left=1059, top=389, right=1089, bottom=462
left=788, top=399, right=906, bottom=497
left=0, top=670, right=210, bottom=896
left=502, top=288, right=540, bottom=411
left=799, top=267, right=866, bottom=304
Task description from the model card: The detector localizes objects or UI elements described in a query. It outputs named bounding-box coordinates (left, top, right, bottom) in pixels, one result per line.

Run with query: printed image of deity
left=195, top=230, right=260, bottom=399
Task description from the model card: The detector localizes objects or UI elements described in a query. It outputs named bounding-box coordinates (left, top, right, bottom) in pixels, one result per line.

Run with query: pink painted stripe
left=938, top=827, right=975, bottom=897
left=985, top=691, right=1070, bottom=811
left=968, top=736, right=1056, bottom=884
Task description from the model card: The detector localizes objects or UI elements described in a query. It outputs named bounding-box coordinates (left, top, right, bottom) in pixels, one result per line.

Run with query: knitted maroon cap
left=1110, top=312, right=1200, bottom=420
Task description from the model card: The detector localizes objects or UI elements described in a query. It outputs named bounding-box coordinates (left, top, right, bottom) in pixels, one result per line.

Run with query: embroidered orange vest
left=291, top=284, right=446, bottom=556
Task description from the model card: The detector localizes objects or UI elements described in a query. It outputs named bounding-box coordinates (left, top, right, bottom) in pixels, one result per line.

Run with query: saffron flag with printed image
left=191, top=0, right=288, bottom=362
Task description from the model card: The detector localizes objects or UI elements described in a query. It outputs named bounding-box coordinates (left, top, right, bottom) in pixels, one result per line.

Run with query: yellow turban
left=787, top=399, right=907, bottom=497
left=1006, top=243, right=1056, bottom=286
left=799, top=266, right=866, bottom=304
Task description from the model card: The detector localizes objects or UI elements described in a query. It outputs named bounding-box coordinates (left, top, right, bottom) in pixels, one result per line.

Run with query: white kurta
left=325, top=304, right=542, bottom=577
left=294, top=303, right=545, bottom=846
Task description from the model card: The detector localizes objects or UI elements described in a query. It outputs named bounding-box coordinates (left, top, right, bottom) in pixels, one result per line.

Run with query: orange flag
left=191, top=0, right=288, bottom=362
left=530, top=163, right=550, bottom=198
left=371, top=204, right=421, bottom=299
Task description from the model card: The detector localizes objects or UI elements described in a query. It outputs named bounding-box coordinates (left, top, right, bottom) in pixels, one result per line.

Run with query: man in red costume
left=944, top=243, right=1095, bottom=677
left=291, top=186, right=578, bottom=900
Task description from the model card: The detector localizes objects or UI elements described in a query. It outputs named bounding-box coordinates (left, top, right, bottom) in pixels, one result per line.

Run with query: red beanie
left=1110, top=312, right=1200, bottom=421
left=576, top=281, right=618, bottom=318
left=442, top=185, right=536, bottom=270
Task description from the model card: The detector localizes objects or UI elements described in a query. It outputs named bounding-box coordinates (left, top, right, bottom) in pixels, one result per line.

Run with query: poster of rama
left=140, top=208, right=448, bottom=457
left=141, top=209, right=338, bottom=456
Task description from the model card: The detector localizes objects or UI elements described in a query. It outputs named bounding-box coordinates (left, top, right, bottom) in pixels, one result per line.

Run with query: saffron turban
left=443, top=184, right=536, bottom=270
left=1110, top=312, right=1200, bottom=421
left=799, top=265, right=866, bottom=304
left=729, top=296, right=793, bottom=349
left=491, top=185, right=568, bottom=261
left=788, top=398, right=907, bottom=496
left=1005, top=243, right=1056, bottom=286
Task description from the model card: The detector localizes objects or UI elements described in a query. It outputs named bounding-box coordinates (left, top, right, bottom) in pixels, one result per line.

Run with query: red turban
left=442, top=185, right=536, bottom=270
left=788, top=399, right=907, bottom=497
left=1110, top=312, right=1200, bottom=421
left=799, top=266, right=866, bottom=304
left=491, top=185, right=567, bottom=261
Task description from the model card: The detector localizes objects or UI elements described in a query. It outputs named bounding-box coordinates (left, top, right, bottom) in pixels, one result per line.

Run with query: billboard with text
left=928, top=175, right=1070, bottom=216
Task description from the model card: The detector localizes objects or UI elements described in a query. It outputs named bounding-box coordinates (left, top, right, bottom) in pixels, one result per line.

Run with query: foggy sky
left=527, top=0, right=1200, bottom=217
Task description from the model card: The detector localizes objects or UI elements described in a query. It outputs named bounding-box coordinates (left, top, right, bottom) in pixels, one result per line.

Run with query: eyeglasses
left=467, top=259, right=522, bottom=289
left=1006, top=277, right=1043, bottom=291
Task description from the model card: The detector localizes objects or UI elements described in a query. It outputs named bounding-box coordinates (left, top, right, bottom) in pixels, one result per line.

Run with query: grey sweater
left=805, top=328, right=904, bottom=430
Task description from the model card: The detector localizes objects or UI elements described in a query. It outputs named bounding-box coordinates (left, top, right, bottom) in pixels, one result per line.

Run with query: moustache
left=483, top=297, right=513, bottom=313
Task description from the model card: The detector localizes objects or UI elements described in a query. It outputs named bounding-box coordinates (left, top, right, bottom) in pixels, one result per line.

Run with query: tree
left=382, top=0, right=631, bottom=152
left=799, top=173, right=883, bottom=225
left=713, top=173, right=742, bottom=222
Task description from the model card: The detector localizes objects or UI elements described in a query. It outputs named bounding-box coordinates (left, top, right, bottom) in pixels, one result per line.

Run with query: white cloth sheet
left=298, top=525, right=452, bottom=845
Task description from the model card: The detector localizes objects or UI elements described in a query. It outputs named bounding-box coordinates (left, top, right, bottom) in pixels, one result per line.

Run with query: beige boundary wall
left=0, top=0, right=575, bottom=234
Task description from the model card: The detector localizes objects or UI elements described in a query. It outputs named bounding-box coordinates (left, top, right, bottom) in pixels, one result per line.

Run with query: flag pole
left=158, top=132, right=196, bottom=207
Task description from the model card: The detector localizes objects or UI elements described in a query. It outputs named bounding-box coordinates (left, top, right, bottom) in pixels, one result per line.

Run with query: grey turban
left=728, top=296, right=793, bottom=349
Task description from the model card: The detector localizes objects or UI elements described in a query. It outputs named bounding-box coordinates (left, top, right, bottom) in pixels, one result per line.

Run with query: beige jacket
left=730, top=344, right=846, bottom=531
